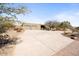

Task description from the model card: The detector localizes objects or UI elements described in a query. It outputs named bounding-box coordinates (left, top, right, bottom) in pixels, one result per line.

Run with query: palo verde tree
left=0, top=3, right=31, bottom=33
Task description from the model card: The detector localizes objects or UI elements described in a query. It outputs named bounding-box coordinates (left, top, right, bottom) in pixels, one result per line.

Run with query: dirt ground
left=0, top=30, right=23, bottom=56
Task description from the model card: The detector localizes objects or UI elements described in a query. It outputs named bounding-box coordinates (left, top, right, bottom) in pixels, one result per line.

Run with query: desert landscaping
left=0, top=3, right=79, bottom=56
left=0, top=30, right=78, bottom=56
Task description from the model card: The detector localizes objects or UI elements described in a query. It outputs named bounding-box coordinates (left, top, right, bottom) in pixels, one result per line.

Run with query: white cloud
left=17, top=11, right=79, bottom=26
left=75, top=12, right=79, bottom=15
left=52, top=12, right=79, bottom=26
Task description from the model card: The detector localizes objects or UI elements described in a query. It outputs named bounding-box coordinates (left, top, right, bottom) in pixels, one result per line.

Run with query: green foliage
left=0, top=16, right=14, bottom=33
left=3, top=21, right=14, bottom=29
left=0, top=3, right=30, bottom=33
left=45, top=20, right=73, bottom=31
left=45, top=20, right=60, bottom=30
left=0, top=3, right=30, bottom=18
left=59, top=21, right=72, bottom=30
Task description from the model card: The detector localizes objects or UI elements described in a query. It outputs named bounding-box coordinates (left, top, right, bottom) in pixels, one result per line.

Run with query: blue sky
left=9, top=3, right=79, bottom=26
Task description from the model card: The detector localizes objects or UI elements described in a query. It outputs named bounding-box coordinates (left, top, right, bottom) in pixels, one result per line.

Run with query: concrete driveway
left=14, top=30, right=74, bottom=56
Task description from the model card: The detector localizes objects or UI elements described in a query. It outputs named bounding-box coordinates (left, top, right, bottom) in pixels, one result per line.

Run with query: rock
left=64, top=29, right=72, bottom=34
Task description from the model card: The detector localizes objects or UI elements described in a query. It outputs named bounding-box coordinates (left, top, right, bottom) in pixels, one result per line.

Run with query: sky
left=8, top=3, right=79, bottom=26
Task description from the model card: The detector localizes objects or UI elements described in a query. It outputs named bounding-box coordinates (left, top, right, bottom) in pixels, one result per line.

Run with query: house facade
left=23, top=23, right=42, bottom=30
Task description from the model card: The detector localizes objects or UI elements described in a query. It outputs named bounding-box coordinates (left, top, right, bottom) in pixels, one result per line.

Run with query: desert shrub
left=45, top=20, right=73, bottom=31
left=0, top=16, right=15, bottom=33
left=0, top=34, right=19, bottom=48
left=14, top=26, right=23, bottom=32
left=3, top=21, right=14, bottom=30
left=58, top=21, right=72, bottom=30
left=45, top=20, right=60, bottom=30
left=75, top=27, right=79, bottom=32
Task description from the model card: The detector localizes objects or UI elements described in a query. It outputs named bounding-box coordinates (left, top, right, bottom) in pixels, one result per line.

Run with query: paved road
left=53, top=41, right=79, bottom=56
left=14, top=30, right=74, bottom=56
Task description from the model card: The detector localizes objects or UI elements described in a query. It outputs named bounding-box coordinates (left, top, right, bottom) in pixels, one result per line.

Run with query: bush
left=14, top=27, right=23, bottom=32
left=3, top=21, right=14, bottom=30
left=0, top=16, right=15, bottom=33
left=0, top=33, right=19, bottom=48
left=45, top=20, right=60, bottom=30
left=44, top=20, right=73, bottom=31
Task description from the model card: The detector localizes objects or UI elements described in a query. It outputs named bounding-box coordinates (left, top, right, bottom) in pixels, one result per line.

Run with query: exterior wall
left=23, top=23, right=41, bottom=30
